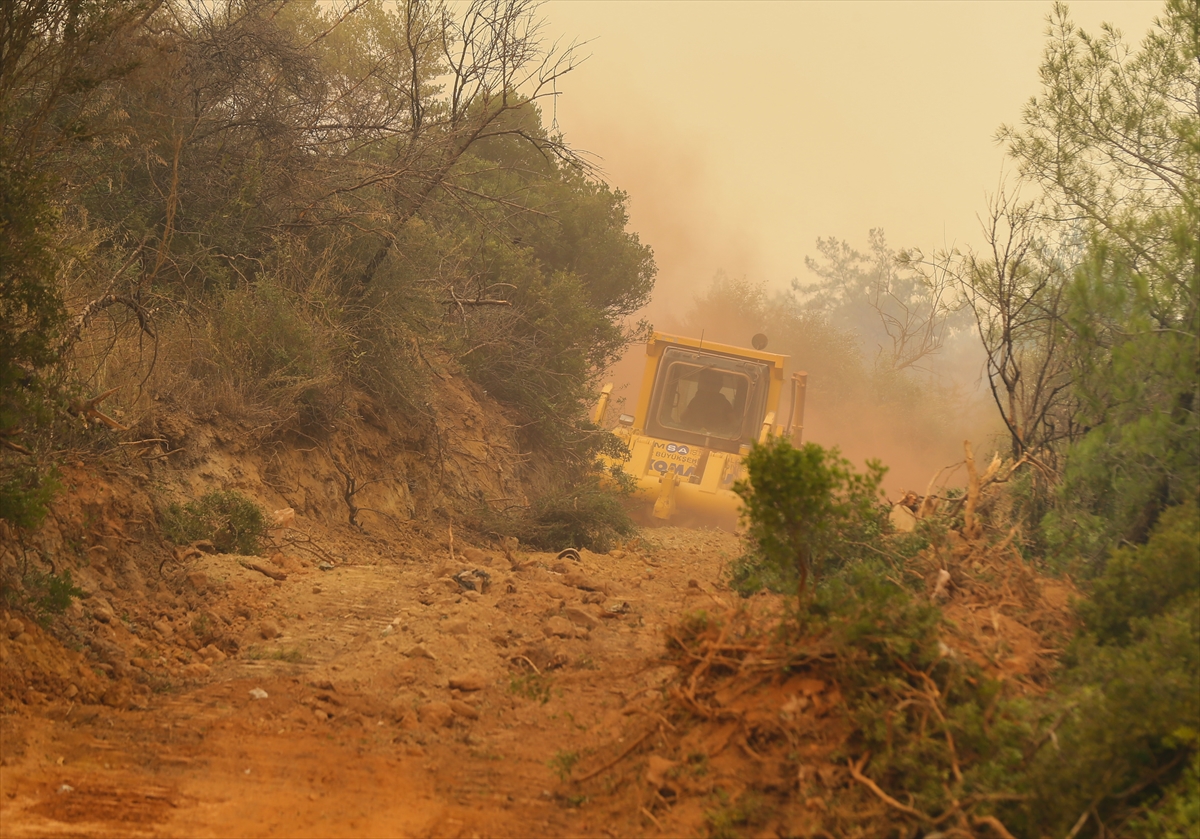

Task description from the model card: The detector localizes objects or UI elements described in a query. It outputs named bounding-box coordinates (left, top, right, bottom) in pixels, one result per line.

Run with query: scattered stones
left=418, top=701, right=454, bottom=727
left=461, top=547, right=490, bottom=566
left=544, top=615, right=575, bottom=639
left=182, top=662, right=210, bottom=679
left=448, top=671, right=488, bottom=692
left=453, top=569, right=491, bottom=594
left=5, top=618, right=24, bottom=638
left=199, top=644, right=226, bottom=663
left=101, top=680, right=132, bottom=708
left=258, top=620, right=281, bottom=640
left=449, top=699, right=480, bottom=720
left=186, top=572, right=209, bottom=592
left=317, top=561, right=334, bottom=572
left=562, top=572, right=604, bottom=593
left=563, top=607, right=599, bottom=631
left=645, top=755, right=678, bottom=790
left=404, top=644, right=437, bottom=660
left=91, top=599, right=115, bottom=624
left=249, top=687, right=269, bottom=700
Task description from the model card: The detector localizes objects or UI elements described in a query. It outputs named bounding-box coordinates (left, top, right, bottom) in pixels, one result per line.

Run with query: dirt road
left=1, top=528, right=742, bottom=838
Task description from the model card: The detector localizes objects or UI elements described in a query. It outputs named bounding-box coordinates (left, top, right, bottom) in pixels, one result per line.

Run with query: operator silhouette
left=681, top=369, right=737, bottom=435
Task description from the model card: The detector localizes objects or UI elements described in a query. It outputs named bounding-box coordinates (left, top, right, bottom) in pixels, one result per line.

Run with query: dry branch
left=69, top=387, right=128, bottom=431
left=963, top=440, right=983, bottom=540
left=848, top=753, right=928, bottom=822
left=576, top=727, right=656, bottom=782
left=239, top=560, right=287, bottom=581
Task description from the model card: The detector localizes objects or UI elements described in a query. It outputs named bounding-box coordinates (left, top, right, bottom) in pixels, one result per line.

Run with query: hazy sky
left=542, top=1, right=1163, bottom=311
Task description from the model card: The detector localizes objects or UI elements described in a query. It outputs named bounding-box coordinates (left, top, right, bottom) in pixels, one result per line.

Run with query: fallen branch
left=639, top=806, right=663, bottom=832
left=69, top=386, right=128, bottom=431
left=511, top=654, right=542, bottom=676
left=848, top=753, right=928, bottom=822
left=971, top=814, right=1017, bottom=839
left=0, top=427, right=31, bottom=455
left=239, top=560, right=287, bottom=581
left=576, top=728, right=656, bottom=782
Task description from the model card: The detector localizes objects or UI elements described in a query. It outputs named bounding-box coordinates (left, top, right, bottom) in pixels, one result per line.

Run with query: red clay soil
left=1, top=527, right=747, bottom=838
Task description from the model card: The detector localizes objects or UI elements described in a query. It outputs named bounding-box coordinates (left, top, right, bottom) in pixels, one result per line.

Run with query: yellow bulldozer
left=593, top=331, right=808, bottom=528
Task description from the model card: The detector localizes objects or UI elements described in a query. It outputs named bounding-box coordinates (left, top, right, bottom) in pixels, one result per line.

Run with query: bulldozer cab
left=647, top=348, right=771, bottom=453
left=595, top=331, right=807, bottom=528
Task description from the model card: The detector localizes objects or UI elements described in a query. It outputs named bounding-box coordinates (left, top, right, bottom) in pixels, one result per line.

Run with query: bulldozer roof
left=648, top=331, right=788, bottom=368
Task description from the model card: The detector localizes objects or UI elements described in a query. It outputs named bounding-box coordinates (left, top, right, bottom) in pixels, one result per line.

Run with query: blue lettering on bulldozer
left=651, top=460, right=697, bottom=478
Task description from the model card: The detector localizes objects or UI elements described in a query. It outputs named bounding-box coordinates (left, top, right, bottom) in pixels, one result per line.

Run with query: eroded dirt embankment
left=1, top=516, right=746, bottom=838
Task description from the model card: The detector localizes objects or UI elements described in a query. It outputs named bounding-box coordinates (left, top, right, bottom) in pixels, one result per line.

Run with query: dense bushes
left=1010, top=503, right=1200, bottom=836
left=727, top=428, right=1198, bottom=834
left=0, top=0, right=656, bottom=549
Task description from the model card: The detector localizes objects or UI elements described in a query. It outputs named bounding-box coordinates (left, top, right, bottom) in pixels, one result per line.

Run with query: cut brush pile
left=558, top=449, right=1079, bottom=839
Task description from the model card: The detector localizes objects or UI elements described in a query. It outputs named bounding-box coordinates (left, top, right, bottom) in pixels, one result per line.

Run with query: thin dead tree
left=354, top=0, right=587, bottom=288
left=958, top=187, right=1079, bottom=465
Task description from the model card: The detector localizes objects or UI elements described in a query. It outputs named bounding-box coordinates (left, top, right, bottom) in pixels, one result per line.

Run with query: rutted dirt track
left=1, top=528, right=743, bottom=838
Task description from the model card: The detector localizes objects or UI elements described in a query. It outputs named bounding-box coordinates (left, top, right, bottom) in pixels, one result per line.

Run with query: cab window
left=647, top=349, right=770, bottom=452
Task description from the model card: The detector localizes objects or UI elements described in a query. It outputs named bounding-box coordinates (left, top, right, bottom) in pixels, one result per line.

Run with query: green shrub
left=705, top=790, right=772, bottom=839
left=1001, top=503, right=1200, bottom=836
left=198, top=279, right=348, bottom=427
left=509, top=671, right=554, bottom=704
left=1077, top=502, right=1199, bottom=645
left=2, top=567, right=88, bottom=626
left=548, top=749, right=579, bottom=781
left=1125, top=752, right=1200, bottom=838
left=161, top=489, right=267, bottom=555
left=731, top=437, right=887, bottom=601
left=0, top=465, right=60, bottom=529
left=476, top=469, right=635, bottom=553
left=810, top=560, right=1033, bottom=818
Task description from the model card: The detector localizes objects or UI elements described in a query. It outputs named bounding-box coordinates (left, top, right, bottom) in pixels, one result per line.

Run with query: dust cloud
left=547, top=1, right=1156, bottom=495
